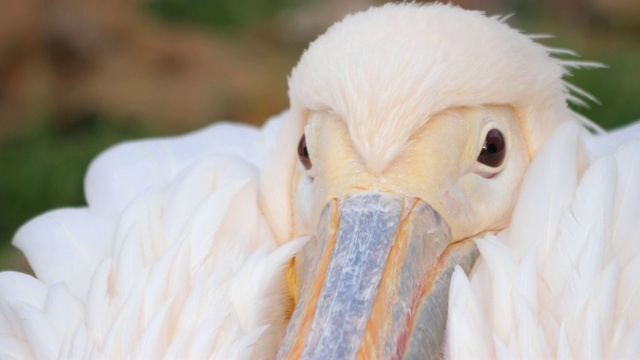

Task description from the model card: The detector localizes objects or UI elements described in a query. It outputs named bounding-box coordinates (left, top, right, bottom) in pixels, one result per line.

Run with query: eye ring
left=477, top=129, right=506, bottom=168
left=297, top=134, right=312, bottom=170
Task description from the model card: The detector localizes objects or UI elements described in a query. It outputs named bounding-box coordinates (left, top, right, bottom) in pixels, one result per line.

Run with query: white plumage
left=3, top=117, right=301, bottom=358
left=1, top=3, right=639, bottom=359
left=447, top=121, right=640, bottom=358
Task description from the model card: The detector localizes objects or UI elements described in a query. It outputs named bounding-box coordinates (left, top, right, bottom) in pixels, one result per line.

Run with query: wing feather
left=506, top=121, right=581, bottom=259
left=84, top=121, right=271, bottom=223
left=446, top=266, right=494, bottom=359
left=12, top=210, right=112, bottom=299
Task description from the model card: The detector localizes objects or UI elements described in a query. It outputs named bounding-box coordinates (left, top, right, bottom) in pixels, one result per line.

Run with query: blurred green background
left=1, top=0, right=639, bottom=272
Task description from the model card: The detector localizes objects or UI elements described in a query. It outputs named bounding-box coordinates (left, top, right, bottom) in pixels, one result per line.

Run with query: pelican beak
left=277, top=192, right=479, bottom=359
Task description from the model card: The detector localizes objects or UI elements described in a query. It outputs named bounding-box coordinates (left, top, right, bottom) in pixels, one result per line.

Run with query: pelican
left=1, top=3, right=639, bottom=359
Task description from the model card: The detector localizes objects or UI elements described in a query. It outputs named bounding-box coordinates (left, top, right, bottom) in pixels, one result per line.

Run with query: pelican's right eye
left=298, top=134, right=312, bottom=170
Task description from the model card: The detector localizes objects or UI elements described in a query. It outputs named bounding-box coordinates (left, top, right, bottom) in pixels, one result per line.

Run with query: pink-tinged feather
left=506, top=121, right=580, bottom=261
left=13, top=209, right=112, bottom=299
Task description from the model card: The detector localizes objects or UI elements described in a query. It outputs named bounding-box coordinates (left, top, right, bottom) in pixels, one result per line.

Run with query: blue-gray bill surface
left=276, top=193, right=479, bottom=359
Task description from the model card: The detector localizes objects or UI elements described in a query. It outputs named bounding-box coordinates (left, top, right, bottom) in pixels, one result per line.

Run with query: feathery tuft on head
left=288, top=3, right=600, bottom=173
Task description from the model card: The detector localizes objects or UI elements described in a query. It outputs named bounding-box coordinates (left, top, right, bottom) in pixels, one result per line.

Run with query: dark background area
left=1, top=0, right=639, bottom=271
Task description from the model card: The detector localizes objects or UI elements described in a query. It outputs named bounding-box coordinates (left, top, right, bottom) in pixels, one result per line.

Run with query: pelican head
left=258, top=3, right=586, bottom=358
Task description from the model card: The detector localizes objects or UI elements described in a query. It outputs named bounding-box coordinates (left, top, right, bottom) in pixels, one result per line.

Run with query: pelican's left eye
left=477, top=129, right=505, bottom=167
left=298, top=134, right=312, bottom=170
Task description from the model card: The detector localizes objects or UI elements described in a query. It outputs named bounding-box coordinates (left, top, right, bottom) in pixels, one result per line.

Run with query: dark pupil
left=298, top=134, right=312, bottom=170
left=484, top=143, right=497, bottom=156
left=477, top=129, right=505, bottom=167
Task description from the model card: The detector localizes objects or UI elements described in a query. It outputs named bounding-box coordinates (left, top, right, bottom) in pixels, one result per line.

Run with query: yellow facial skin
left=280, top=105, right=532, bottom=358
left=293, top=105, right=530, bottom=243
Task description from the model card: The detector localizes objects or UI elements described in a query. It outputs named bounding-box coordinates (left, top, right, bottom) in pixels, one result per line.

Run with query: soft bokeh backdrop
left=1, top=0, right=639, bottom=271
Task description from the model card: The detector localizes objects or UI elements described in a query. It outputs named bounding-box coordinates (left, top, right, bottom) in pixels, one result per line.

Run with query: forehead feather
left=288, top=3, right=580, bottom=172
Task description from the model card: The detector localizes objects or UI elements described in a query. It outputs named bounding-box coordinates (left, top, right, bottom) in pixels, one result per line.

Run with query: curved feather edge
left=84, top=114, right=285, bottom=223
left=12, top=209, right=112, bottom=299
left=445, top=266, right=494, bottom=359
left=506, top=121, right=580, bottom=259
